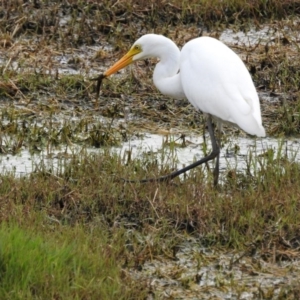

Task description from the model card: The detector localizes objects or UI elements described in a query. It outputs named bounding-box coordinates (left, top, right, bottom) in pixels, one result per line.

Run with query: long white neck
left=152, top=38, right=186, bottom=99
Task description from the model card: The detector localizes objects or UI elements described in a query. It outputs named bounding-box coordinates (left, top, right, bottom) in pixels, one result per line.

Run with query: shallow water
left=220, top=23, right=300, bottom=47
left=220, top=26, right=274, bottom=46
left=0, top=148, right=72, bottom=175
left=116, top=132, right=300, bottom=177
left=1, top=132, right=299, bottom=178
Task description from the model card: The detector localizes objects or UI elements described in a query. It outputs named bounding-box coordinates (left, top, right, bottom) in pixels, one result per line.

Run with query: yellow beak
left=104, top=46, right=141, bottom=77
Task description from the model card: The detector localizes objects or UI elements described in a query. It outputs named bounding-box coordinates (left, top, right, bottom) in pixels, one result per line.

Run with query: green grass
left=0, top=222, right=145, bottom=300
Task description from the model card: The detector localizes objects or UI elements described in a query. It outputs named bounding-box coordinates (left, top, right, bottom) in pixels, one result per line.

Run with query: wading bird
left=101, top=34, right=265, bottom=185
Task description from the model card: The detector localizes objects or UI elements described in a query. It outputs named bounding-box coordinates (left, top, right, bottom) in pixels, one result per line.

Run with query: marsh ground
left=0, top=1, right=300, bottom=299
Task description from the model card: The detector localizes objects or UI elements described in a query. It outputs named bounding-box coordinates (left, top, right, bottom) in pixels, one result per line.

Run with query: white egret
left=102, top=34, right=265, bottom=185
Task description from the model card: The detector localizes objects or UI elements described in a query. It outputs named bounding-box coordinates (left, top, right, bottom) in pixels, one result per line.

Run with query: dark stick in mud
left=92, top=74, right=106, bottom=99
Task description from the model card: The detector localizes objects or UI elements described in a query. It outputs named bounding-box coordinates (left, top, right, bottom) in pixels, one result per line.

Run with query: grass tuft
left=0, top=223, right=146, bottom=299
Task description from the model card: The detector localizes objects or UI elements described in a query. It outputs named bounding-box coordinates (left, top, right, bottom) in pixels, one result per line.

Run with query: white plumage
left=104, top=34, right=265, bottom=184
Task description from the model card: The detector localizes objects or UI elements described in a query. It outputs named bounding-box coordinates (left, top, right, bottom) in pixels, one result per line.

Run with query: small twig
left=148, top=188, right=160, bottom=218
left=3, top=57, right=13, bottom=73
left=8, top=79, right=26, bottom=99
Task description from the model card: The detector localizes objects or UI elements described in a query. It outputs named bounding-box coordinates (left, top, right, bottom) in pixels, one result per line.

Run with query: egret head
left=104, top=43, right=142, bottom=77
left=104, top=34, right=170, bottom=77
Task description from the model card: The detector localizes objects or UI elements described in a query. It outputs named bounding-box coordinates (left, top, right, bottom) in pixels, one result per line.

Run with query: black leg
left=202, top=116, right=211, bottom=173
left=123, top=115, right=220, bottom=184
left=212, top=121, right=222, bottom=186
left=213, top=151, right=220, bottom=186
